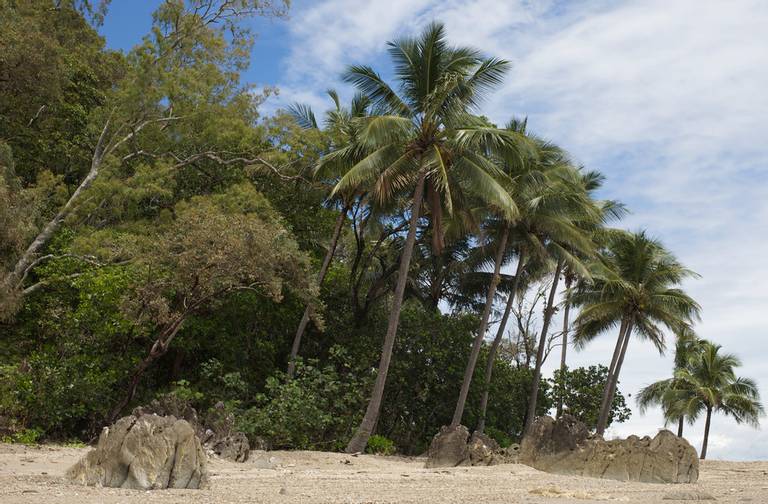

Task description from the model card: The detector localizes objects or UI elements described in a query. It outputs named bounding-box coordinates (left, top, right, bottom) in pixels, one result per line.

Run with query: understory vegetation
left=0, top=1, right=761, bottom=458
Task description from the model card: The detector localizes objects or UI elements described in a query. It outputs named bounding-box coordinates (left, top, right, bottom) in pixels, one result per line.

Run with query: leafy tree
left=0, top=0, right=289, bottom=316
left=550, top=365, right=631, bottom=430
left=104, top=183, right=316, bottom=419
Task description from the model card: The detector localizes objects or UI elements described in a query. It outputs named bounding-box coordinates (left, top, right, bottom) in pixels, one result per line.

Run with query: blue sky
left=100, top=0, right=768, bottom=460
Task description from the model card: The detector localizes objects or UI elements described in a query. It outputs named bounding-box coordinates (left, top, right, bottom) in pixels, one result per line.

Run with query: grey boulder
left=67, top=414, right=208, bottom=489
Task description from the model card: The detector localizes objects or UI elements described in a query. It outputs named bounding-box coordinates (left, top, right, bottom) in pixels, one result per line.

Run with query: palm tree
left=285, top=91, right=373, bottom=378
left=336, top=22, right=524, bottom=453
left=523, top=164, right=600, bottom=434
left=636, top=328, right=702, bottom=437
left=671, top=341, right=763, bottom=459
left=573, top=231, right=701, bottom=436
left=476, top=124, right=598, bottom=434
left=555, top=171, right=626, bottom=418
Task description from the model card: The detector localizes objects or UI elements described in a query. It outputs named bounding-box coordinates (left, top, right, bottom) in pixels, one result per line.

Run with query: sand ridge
left=1, top=443, right=767, bottom=503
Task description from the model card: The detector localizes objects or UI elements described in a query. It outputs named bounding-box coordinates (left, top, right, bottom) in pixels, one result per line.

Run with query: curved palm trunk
left=677, top=416, right=684, bottom=437
left=345, top=172, right=427, bottom=453
left=476, top=248, right=526, bottom=434
left=700, top=406, right=713, bottom=459
left=555, top=274, right=573, bottom=419
left=450, top=227, right=510, bottom=428
left=287, top=205, right=348, bottom=378
left=523, top=258, right=564, bottom=436
left=596, top=318, right=634, bottom=435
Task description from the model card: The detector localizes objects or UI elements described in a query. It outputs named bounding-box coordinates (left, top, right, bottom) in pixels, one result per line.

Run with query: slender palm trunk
left=556, top=274, right=573, bottom=419
left=700, top=406, right=713, bottom=459
left=523, top=258, right=564, bottom=436
left=476, top=248, right=526, bottom=434
left=287, top=205, right=348, bottom=378
left=596, top=318, right=634, bottom=435
left=677, top=416, right=684, bottom=437
left=591, top=318, right=628, bottom=435
left=345, top=172, right=427, bottom=453
left=450, top=227, right=510, bottom=428
left=607, top=319, right=628, bottom=377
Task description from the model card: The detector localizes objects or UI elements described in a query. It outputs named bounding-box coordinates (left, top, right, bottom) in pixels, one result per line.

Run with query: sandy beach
left=1, top=443, right=766, bottom=503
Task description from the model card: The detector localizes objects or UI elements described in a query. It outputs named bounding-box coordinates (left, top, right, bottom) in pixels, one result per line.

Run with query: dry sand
left=1, top=443, right=766, bottom=503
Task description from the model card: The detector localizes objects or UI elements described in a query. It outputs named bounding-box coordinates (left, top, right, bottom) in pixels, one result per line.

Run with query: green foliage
left=238, top=350, right=369, bottom=450
left=550, top=365, right=632, bottom=430
left=0, top=3, right=713, bottom=460
left=2, top=428, right=43, bottom=445
left=366, top=435, right=396, bottom=455
left=484, top=427, right=513, bottom=448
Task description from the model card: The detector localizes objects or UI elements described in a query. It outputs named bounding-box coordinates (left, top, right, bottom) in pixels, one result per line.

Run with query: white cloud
left=273, top=0, right=768, bottom=459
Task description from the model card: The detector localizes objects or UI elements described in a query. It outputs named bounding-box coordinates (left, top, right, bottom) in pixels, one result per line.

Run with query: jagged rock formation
left=67, top=414, right=208, bottom=489
left=520, top=415, right=699, bottom=484
left=138, top=399, right=250, bottom=462
left=425, top=425, right=518, bottom=468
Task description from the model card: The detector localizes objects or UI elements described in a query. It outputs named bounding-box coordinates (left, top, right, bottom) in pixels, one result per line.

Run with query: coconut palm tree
left=473, top=119, right=599, bottom=434
left=555, top=171, right=626, bottom=418
left=521, top=164, right=603, bottom=435
left=284, top=91, right=373, bottom=378
left=573, top=231, right=701, bottom=436
left=636, top=328, right=703, bottom=437
left=672, top=341, right=763, bottom=459
left=336, top=22, right=526, bottom=453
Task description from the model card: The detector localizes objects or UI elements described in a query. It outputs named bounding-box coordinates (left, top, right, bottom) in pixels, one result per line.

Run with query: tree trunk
left=677, top=416, right=684, bottom=437
left=476, top=247, right=526, bottom=434
left=344, top=172, right=427, bottom=453
left=108, top=320, right=185, bottom=422
left=523, top=258, right=564, bottom=436
left=596, top=318, right=634, bottom=436
left=287, top=205, right=348, bottom=378
left=700, top=406, right=712, bottom=459
left=607, top=318, right=629, bottom=377
left=595, top=317, right=629, bottom=429
left=556, top=274, right=573, bottom=419
left=450, top=226, right=510, bottom=428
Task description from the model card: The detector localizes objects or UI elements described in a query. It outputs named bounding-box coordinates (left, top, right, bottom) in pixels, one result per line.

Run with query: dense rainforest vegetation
left=1, top=1, right=761, bottom=458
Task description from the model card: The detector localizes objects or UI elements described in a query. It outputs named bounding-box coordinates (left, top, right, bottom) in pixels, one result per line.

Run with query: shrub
left=237, top=347, right=369, bottom=451
left=365, top=435, right=396, bottom=455
left=1, top=428, right=43, bottom=445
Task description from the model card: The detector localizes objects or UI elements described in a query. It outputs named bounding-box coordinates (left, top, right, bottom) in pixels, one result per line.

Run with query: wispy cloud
left=272, top=0, right=768, bottom=459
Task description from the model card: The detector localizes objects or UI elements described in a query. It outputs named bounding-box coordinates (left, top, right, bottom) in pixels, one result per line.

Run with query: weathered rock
left=67, top=414, right=208, bottom=489
left=425, top=425, right=471, bottom=468
left=498, top=443, right=520, bottom=464
left=426, top=426, right=516, bottom=467
left=138, top=400, right=251, bottom=463
left=468, top=432, right=500, bottom=466
left=662, top=490, right=716, bottom=500
left=211, top=431, right=250, bottom=462
left=520, top=415, right=699, bottom=484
